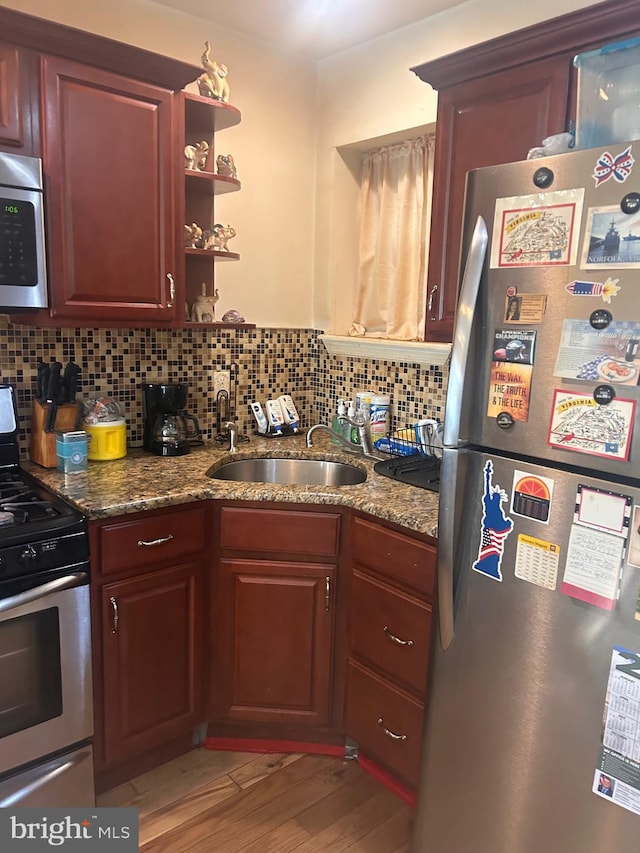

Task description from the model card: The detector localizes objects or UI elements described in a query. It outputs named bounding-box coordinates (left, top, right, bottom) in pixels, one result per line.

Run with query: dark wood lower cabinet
left=208, top=503, right=345, bottom=741
left=211, top=558, right=336, bottom=728
left=344, top=514, right=437, bottom=790
left=100, top=561, right=204, bottom=766
left=90, top=503, right=209, bottom=791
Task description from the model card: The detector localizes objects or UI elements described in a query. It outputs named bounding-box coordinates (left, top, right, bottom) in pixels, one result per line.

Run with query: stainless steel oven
left=0, top=385, right=93, bottom=806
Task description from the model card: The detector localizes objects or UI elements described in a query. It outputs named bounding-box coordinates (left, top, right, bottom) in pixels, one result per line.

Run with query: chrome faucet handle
left=224, top=421, right=238, bottom=453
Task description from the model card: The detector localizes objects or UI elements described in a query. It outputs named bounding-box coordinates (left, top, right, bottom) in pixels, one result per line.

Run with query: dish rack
left=372, top=429, right=441, bottom=492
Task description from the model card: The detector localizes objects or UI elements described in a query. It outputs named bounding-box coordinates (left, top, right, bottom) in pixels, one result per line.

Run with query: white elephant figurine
left=184, top=140, right=209, bottom=170
left=191, top=286, right=219, bottom=323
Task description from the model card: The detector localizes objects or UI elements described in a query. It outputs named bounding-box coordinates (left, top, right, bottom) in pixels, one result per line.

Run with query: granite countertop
left=23, top=433, right=439, bottom=538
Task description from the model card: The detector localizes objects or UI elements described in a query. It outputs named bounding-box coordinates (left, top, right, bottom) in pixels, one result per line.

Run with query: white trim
left=318, top=334, right=451, bottom=366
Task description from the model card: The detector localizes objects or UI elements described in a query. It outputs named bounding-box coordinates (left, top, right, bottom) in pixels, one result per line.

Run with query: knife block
left=30, top=400, right=80, bottom=468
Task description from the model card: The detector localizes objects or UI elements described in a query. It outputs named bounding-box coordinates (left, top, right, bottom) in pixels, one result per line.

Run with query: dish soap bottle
left=345, top=400, right=360, bottom=445
left=332, top=399, right=346, bottom=444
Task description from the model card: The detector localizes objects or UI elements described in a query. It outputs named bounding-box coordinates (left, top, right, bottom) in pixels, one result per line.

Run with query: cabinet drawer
left=350, top=569, right=432, bottom=694
left=345, top=660, right=424, bottom=788
left=352, top=517, right=435, bottom=595
left=220, top=506, right=341, bottom=557
left=97, top=504, right=208, bottom=575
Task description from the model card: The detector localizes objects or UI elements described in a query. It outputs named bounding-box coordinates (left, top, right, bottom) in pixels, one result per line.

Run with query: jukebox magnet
left=511, top=470, right=554, bottom=523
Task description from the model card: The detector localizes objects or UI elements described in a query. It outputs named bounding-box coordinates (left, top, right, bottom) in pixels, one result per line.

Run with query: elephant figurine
left=204, top=224, right=236, bottom=252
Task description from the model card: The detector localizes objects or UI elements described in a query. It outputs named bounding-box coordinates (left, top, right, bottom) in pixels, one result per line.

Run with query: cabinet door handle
left=166, top=273, right=175, bottom=308
left=383, top=625, right=414, bottom=647
left=137, top=535, right=174, bottom=547
left=109, top=596, right=118, bottom=634
left=325, top=576, right=331, bottom=611
left=377, top=717, right=407, bottom=741
left=427, top=283, right=439, bottom=320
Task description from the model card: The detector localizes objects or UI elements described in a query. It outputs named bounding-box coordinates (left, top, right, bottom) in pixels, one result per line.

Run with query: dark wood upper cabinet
left=0, top=42, right=40, bottom=155
left=41, top=56, right=178, bottom=323
left=413, top=0, right=640, bottom=342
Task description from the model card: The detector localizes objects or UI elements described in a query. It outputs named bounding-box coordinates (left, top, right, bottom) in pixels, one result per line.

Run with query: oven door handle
left=0, top=745, right=93, bottom=808
left=0, top=571, right=88, bottom=615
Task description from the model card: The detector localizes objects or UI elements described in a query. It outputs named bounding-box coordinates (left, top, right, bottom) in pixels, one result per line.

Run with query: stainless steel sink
left=209, top=457, right=366, bottom=486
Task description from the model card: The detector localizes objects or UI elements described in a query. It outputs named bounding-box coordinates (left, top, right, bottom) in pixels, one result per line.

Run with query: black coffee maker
left=141, top=383, right=200, bottom=456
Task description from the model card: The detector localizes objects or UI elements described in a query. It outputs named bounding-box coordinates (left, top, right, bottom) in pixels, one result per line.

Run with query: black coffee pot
left=140, top=382, right=200, bottom=456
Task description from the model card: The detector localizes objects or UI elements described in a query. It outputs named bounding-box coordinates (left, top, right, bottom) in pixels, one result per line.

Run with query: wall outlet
left=213, top=369, right=230, bottom=395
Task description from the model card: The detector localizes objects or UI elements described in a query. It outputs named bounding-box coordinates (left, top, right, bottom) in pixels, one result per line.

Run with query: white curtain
left=352, top=135, right=434, bottom=341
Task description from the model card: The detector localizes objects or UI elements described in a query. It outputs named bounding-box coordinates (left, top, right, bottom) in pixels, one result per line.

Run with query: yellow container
left=85, top=418, right=127, bottom=460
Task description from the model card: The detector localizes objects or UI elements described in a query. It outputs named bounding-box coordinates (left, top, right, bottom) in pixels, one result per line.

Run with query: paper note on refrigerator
left=561, top=524, right=624, bottom=610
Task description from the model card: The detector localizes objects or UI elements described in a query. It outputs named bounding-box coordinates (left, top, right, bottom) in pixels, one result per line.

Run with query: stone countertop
left=23, top=433, right=439, bottom=538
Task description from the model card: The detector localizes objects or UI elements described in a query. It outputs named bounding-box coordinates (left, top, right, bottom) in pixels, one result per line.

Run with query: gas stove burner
left=0, top=482, right=30, bottom=498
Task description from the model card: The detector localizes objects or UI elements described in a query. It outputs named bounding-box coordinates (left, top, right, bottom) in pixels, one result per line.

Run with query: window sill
left=318, top=334, right=451, bottom=366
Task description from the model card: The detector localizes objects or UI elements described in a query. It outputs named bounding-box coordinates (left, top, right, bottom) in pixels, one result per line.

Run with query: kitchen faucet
left=306, top=419, right=382, bottom=460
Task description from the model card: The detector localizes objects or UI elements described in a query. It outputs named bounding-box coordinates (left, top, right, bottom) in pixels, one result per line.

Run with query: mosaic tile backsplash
left=0, top=317, right=449, bottom=460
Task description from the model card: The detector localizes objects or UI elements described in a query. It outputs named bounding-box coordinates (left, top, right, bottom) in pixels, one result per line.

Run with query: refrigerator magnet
left=511, top=470, right=554, bottom=523
left=580, top=204, right=640, bottom=269
left=564, top=277, right=621, bottom=303
left=514, top=534, right=559, bottom=590
left=547, top=389, right=635, bottom=461
left=592, top=145, right=635, bottom=188
left=487, top=363, right=532, bottom=422
left=492, top=329, right=536, bottom=364
left=592, top=646, right=640, bottom=816
left=490, top=189, right=584, bottom=268
left=503, top=292, right=547, bottom=323
left=472, top=460, right=513, bottom=582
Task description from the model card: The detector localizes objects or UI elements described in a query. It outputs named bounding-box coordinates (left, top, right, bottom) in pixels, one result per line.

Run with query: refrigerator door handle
left=443, top=215, right=488, bottom=448
left=437, top=445, right=459, bottom=650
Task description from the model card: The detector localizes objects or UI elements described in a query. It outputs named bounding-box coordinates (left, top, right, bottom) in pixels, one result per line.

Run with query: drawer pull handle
left=137, top=535, right=174, bottom=547
left=110, top=596, right=118, bottom=634
left=325, top=576, right=331, bottom=611
left=383, top=625, right=414, bottom=647
left=377, top=717, right=407, bottom=741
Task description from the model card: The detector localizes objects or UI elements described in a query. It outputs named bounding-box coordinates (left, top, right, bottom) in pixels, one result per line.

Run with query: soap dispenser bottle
left=332, top=399, right=345, bottom=444
left=345, top=400, right=359, bottom=444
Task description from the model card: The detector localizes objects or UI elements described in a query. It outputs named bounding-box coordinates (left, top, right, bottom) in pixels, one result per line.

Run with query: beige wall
left=2, top=0, right=604, bottom=333
left=313, top=0, right=604, bottom=333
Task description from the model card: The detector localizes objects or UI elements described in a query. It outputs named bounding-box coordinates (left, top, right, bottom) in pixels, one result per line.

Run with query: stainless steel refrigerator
left=412, top=140, right=640, bottom=851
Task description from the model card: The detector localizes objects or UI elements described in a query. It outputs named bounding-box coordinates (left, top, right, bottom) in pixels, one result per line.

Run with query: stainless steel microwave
left=0, top=152, right=47, bottom=309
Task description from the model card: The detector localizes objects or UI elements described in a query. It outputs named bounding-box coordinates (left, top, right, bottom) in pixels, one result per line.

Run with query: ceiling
left=149, top=0, right=467, bottom=59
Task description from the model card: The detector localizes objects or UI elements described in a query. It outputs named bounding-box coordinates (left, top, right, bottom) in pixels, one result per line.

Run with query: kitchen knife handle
left=443, top=216, right=488, bottom=449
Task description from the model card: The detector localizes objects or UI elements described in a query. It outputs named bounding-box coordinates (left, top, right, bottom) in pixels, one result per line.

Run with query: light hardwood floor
left=97, top=747, right=413, bottom=851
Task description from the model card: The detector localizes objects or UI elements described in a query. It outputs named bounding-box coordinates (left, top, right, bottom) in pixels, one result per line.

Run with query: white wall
left=313, top=0, right=604, bottom=333
left=1, top=0, right=605, bottom=330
